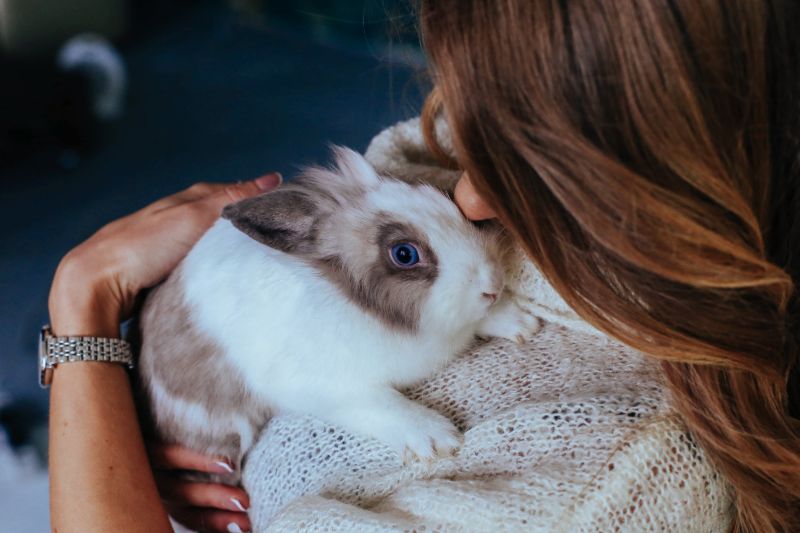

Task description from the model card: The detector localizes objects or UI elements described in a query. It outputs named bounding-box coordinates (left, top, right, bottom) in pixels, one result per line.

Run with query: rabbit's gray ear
left=222, top=188, right=320, bottom=254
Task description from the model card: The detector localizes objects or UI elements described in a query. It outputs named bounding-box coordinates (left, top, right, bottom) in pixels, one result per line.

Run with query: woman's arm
left=47, top=175, right=280, bottom=533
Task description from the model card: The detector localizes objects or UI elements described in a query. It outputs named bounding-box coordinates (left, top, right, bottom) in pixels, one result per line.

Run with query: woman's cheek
left=454, top=173, right=497, bottom=221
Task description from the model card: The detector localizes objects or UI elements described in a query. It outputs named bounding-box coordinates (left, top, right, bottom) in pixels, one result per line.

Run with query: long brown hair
left=419, top=1, right=800, bottom=531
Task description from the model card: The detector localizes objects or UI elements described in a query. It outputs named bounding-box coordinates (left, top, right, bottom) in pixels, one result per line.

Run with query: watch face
left=38, top=326, right=52, bottom=388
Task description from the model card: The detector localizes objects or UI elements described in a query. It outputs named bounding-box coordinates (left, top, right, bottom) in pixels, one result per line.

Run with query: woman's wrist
left=48, top=251, right=123, bottom=338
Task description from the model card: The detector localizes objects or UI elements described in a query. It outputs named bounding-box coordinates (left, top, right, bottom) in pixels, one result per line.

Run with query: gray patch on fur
left=138, top=268, right=270, bottom=475
left=315, top=219, right=438, bottom=332
left=221, top=163, right=443, bottom=333
left=222, top=187, right=320, bottom=255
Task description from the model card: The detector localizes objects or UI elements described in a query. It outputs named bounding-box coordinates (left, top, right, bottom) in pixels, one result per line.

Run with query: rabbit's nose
left=482, top=292, right=498, bottom=304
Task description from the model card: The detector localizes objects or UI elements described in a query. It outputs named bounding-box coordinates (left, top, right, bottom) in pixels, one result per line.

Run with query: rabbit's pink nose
left=482, top=292, right=498, bottom=304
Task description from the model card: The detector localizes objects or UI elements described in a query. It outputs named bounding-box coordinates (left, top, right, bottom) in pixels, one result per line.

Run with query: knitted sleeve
left=243, top=321, right=732, bottom=532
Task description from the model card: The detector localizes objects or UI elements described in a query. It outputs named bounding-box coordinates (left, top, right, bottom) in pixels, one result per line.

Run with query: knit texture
left=242, top=118, right=733, bottom=532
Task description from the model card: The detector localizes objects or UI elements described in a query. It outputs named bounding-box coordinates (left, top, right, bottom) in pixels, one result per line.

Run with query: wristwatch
left=38, top=325, right=134, bottom=388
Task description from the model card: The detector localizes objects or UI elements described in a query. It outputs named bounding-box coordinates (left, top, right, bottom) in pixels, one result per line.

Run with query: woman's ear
left=454, top=172, right=497, bottom=221
left=221, top=188, right=320, bottom=255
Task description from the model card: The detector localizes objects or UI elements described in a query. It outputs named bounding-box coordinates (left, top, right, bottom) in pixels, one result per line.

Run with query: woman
left=47, top=0, right=799, bottom=532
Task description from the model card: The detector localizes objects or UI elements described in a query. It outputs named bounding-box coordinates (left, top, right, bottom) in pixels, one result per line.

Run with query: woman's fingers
left=149, top=444, right=251, bottom=531
left=138, top=182, right=225, bottom=214
left=149, top=443, right=236, bottom=475
left=202, top=173, right=282, bottom=211
left=168, top=507, right=252, bottom=533
left=158, top=477, right=250, bottom=512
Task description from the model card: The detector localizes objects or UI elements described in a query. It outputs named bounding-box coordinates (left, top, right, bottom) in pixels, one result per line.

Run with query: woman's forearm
left=48, top=278, right=172, bottom=533
left=49, top=364, right=172, bottom=532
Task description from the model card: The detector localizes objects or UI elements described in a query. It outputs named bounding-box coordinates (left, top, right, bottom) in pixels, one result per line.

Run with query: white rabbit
left=137, top=147, right=539, bottom=477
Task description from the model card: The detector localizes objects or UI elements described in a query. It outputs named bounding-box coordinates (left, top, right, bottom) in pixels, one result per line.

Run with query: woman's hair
left=419, top=0, right=800, bottom=531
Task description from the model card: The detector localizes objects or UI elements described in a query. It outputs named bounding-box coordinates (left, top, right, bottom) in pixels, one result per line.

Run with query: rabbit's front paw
left=388, top=405, right=463, bottom=463
left=477, top=297, right=542, bottom=344
left=322, top=393, right=463, bottom=463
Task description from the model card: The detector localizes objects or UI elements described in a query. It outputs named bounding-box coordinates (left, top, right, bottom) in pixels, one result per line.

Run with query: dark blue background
left=0, top=1, right=426, bottom=448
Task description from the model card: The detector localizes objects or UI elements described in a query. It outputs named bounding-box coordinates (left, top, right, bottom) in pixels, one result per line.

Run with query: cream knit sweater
left=241, top=119, right=733, bottom=532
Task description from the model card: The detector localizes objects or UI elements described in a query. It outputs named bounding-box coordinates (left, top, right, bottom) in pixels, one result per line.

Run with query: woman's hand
left=47, top=174, right=280, bottom=533
left=150, top=443, right=252, bottom=533
left=48, top=174, right=281, bottom=337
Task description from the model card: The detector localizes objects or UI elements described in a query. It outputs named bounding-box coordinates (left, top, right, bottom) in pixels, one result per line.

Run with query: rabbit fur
left=137, top=147, right=539, bottom=478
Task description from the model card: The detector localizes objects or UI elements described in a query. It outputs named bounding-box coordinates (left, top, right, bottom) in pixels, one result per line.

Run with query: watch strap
left=39, top=326, right=134, bottom=387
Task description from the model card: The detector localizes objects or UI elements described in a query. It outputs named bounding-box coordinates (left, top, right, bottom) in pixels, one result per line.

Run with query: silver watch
left=38, top=325, right=134, bottom=388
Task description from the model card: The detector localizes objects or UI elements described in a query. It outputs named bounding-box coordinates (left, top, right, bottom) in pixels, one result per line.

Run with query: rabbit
left=137, top=147, right=540, bottom=479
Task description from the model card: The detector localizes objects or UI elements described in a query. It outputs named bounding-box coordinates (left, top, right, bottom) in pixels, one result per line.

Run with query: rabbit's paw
left=390, top=405, right=463, bottom=463
left=477, top=297, right=542, bottom=344
left=316, top=392, right=463, bottom=463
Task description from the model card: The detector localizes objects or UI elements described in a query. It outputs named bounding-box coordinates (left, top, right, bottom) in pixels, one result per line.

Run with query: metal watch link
left=38, top=325, right=134, bottom=388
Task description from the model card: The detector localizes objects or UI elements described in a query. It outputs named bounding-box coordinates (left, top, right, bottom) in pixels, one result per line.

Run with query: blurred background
left=0, top=0, right=426, bottom=529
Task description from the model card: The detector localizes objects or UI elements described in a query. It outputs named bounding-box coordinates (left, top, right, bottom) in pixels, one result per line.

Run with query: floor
left=0, top=2, right=425, bottom=446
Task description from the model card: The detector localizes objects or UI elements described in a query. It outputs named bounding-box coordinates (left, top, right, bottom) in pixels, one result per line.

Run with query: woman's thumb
left=218, top=172, right=283, bottom=205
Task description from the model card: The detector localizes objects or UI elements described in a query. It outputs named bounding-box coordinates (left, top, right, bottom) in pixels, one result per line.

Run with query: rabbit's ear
left=330, top=146, right=380, bottom=189
left=222, top=188, right=320, bottom=254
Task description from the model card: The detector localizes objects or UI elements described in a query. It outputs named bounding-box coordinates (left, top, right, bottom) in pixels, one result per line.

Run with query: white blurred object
left=57, top=33, right=127, bottom=121
left=0, top=424, right=49, bottom=532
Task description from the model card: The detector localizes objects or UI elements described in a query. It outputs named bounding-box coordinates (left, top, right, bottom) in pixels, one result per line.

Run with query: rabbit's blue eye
left=391, top=243, right=419, bottom=267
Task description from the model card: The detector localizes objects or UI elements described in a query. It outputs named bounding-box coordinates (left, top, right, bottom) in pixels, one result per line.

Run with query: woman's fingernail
left=213, top=460, right=235, bottom=473
left=254, top=172, right=282, bottom=190
left=227, top=522, right=251, bottom=533
left=230, top=497, right=248, bottom=512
